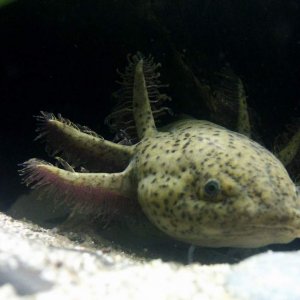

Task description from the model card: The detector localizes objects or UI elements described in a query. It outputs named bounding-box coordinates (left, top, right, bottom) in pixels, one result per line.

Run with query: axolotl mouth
left=145, top=196, right=300, bottom=248
left=177, top=223, right=300, bottom=248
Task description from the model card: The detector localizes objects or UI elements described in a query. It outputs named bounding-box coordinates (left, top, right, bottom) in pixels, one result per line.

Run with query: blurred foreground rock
left=0, top=212, right=300, bottom=300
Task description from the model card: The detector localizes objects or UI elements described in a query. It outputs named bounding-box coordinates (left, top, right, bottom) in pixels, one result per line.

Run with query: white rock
left=226, top=251, right=300, bottom=300
left=1, top=211, right=299, bottom=300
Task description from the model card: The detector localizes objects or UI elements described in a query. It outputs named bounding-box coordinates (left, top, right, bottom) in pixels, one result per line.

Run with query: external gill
left=133, top=59, right=157, bottom=138
left=211, top=68, right=251, bottom=137
left=35, top=111, right=134, bottom=172
left=105, top=53, right=171, bottom=141
left=19, top=158, right=135, bottom=219
left=275, top=125, right=300, bottom=167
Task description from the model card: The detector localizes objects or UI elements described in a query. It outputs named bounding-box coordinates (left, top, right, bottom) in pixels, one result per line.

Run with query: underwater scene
left=0, top=1, right=300, bottom=299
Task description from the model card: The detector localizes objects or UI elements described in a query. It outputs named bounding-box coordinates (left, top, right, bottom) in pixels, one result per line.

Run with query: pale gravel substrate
left=1, top=212, right=300, bottom=300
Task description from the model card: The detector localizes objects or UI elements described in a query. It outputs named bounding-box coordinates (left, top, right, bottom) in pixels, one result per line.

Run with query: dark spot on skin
left=201, top=158, right=209, bottom=166
left=253, top=190, right=262, bottom=198
left=161, top=225, right=168, bottom=231
left=183, top=142, right=190, bottom=149
left=150, top=209, right=158, bottom=216
left=152, top=202, right=160, bottom=210
left=159, top=184, right=168, bottom=189
left=193, top=203, right=200, bottom=209
left=151, top=178, right=157, bottom=184
left=179, top=192, right=185, bottom=199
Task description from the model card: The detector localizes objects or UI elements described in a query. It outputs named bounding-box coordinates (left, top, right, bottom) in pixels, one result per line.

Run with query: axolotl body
left=21, top=56, right=300, bottom=248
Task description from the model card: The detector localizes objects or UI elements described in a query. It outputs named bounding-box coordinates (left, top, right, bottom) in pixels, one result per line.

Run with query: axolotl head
left=135, top=121, right=300, bottom=248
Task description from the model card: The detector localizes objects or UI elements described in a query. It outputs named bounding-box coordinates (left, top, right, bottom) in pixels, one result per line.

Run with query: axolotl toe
left=20, top=55, right=300, bottom=248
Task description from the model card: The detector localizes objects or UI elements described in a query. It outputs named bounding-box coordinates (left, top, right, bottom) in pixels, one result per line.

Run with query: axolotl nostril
left=20, top=54, right=300, bottom=248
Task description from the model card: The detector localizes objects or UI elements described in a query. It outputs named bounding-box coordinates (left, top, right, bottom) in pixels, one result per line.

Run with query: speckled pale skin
left=133, top=119, right=300, bottom=247
left=21, top=59, right=300, bottom=248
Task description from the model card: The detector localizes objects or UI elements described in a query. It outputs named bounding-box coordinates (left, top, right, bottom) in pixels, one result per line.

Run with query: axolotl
left=20, top=55, right=300, bottom=248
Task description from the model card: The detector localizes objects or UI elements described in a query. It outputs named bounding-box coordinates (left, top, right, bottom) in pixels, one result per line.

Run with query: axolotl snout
left=20, top=56, right=300, bottom=248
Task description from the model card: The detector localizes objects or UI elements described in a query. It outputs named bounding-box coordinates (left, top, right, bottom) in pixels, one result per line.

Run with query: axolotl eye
left=204, top=179, right=221, bottom=197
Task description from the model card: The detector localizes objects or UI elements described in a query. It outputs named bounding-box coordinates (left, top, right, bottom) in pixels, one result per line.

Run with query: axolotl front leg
left=19, top=112, right=137, bottom=219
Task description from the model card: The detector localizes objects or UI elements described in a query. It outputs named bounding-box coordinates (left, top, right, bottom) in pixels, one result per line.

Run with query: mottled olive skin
left=22, top=58, right=300, bottom=248
left=133, top=119, right=300, bottom=247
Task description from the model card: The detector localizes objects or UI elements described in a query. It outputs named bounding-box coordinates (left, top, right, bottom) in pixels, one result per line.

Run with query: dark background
left=0, top=0, right=299, bottom=209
